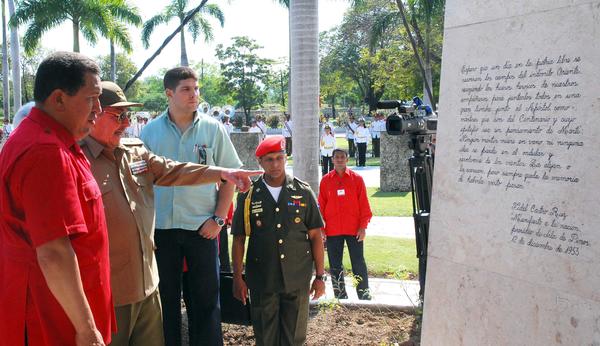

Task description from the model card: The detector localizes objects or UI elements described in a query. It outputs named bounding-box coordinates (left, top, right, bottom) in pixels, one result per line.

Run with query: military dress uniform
left=81, top=136, right=223, bottom=345
left=231, top=174, right=324, bottom=346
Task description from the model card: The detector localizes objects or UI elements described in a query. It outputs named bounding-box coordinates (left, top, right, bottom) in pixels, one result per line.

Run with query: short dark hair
left=163, top=66, right=198, bottom=91
left=332, top=148, right=348, bottom=157
left=34, top=52, right=100, bottom=103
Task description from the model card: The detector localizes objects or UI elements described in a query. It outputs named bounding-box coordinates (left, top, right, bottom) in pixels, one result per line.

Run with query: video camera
left=377, top=97, right=437, bottom=135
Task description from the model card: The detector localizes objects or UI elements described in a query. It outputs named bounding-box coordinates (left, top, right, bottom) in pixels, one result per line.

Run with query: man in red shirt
left=319, top=148, right=373, bottom=300
left=0, top=52, right=115, bottom=346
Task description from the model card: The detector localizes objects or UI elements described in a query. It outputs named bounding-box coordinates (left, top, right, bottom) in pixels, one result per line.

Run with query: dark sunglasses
left=104, top=108, right=132, bottom=123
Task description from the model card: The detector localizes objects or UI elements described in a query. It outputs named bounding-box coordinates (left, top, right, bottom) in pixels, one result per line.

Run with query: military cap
left=255, top=135, right=286, bottom=157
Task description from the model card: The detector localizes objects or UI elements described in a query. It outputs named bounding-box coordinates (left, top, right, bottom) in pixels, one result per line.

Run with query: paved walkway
left=312, top=275, right=420, bottom=310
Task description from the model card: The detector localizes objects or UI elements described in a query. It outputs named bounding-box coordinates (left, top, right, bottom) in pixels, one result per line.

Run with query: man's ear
left=47, top=89, right=67, bottom=111
left=165, top=88, right=174, bottom=99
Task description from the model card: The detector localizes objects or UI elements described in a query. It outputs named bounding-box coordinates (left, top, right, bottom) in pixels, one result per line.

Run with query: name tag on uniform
left=130, top=160, right=149, bottom=175
left=337, top=189, right=345, bottom=196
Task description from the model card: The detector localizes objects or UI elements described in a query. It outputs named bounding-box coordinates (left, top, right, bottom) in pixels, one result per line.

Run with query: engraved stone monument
left=422, top=1, right=600, bottom=344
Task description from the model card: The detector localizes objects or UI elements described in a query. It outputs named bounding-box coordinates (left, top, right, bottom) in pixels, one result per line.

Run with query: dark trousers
left=326, top=235, right=371, bottom=300
left=321, top=156, right=333, bottom=176
left=285, top=137, right=292, bottom=156
left=356, top=142, right=367, bottom=167
left=372, top=138, right=380, bottom=157
left=249, top=289, right=310, bottom=346
left=155, top=229, right=223, bottom=346
left=218, top=225, right=231, bottom=272
left=347, top=138, right=355, bottom=157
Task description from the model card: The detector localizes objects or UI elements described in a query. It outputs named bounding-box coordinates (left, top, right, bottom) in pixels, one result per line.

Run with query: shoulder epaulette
left=293, top=177, right=311, bottom=187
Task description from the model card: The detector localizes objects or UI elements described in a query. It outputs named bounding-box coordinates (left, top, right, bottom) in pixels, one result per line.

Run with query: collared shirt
left=282, top=120, right=293, bottom=137
left=231, top=175, right=324, bottom=293
left=355, top=126, right=371, bottom=144
left=0, top=108, right=115, bottom=345
left=319, top=168, right=372, bottom=236
left=140, top=110, right=242, bottom=230
left=257, top=120, right=267, bottom=134
left=320, top=133, right=336, bottom=157
left=371, top=119, right=385, bottom=139
left=82, top=136, right=221, bottom=306
left=346, top=121, right=358, bottom=139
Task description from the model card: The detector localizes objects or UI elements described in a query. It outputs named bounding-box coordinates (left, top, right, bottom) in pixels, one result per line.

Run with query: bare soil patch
left=221, top=304, right=421, bottom=345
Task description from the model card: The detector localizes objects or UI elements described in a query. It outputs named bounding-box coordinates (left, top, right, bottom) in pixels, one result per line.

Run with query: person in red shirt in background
left=0, top=52, right=115, bottom=345
left=319, top=148, right=373, bottom=300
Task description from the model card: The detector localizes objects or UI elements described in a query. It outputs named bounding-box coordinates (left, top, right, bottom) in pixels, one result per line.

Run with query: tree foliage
left=11, top=0, right=141, bottom=54
left=98, top=52, right=141, bottom=100
left=215, top=36, right=273, bottom=126
left=319, top=0, right=444, bottom=112
left=141, top=0, right=224, bottom=66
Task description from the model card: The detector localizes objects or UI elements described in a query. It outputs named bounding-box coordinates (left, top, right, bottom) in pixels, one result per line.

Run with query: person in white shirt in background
left=320, top=124, right=336, bottom=176
left=248, top=120, right=263, bottom=135
left=282, top=113, right=293, bottom=156
left=221, top=114, right=234, bottom=136
left=346, top=114, right=358, bottom=158
left=256, top=115, right=267, bottom=135
left=370, top=112, right=385, bottom=158
left=355, top=118, right=371, bottom=167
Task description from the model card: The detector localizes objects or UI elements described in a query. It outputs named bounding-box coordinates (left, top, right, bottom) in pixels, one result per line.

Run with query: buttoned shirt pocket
left=203, top=147, right=215, bottom=166
left=130, top=172, right=154, bottom=207
left=286, top=203, right=308, bottom=231
left=82, top=180, right=102, bottom=227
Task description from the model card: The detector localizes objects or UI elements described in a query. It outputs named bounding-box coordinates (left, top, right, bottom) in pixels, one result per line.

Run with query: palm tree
left=2, top=0, right=10, bottom=122
left=103, top=1, right=142, bottom=81
left=11, top=0, right=140, bottom=54
left=289, top=0, right=320, bottom=190
left=141, top=0, right=224, bottom=67
left=7, top=0, right=20, bottom=111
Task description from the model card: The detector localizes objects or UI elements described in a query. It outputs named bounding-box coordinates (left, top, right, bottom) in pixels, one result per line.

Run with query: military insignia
left=294, top=217, right=301, bottom=224
left=256, top=188, right=261, bottom=192
left=291, top=195, right=303, bottom=199
left=130, top=160, right=149, bottom=175
left=256, top=220, right=262, bottom=227
left=251, top=208, right=263, bottom=214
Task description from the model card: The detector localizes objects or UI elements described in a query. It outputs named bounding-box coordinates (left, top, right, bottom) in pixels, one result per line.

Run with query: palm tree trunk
left=2, top=0, right=10, bottom=122
left=290, top=0, right=320, bottom=190
left=7, top=0, right=20, bottom=111
left=110, top=40, right=116, bottom=81
left=180, top=19, right=188, bottom=66
left=423, top=14, right=433, bottom=107
left=395, top=0, right=435, bottom=111
left=72, top=19, right=80, bottom=52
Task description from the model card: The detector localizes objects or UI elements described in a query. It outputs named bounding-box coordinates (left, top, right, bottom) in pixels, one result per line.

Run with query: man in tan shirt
left=81, top=81, right=259, bottom=346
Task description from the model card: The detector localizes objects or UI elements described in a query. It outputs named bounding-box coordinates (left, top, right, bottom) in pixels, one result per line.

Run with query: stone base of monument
left=230, top=132, right=261, bottom=170
left=380, top=132, right=412, bottom=192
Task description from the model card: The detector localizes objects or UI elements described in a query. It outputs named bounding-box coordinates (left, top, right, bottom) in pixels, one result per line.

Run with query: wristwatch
left=315, top=274, right=327, bottom=282
left=211, top=215, right=226, bottom=227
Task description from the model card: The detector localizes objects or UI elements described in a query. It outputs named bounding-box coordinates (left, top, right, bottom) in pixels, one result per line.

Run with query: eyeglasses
left=103, top=108, right=132, bottom=123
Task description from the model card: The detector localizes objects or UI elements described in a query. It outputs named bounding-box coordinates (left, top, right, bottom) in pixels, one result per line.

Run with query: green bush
left=266, top=114, right=280, bottom=129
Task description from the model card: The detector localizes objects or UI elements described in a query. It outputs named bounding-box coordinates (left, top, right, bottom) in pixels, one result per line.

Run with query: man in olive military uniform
left=231, top=135, right=326, bottom=346
left=81, top=81, right=259, bottom=345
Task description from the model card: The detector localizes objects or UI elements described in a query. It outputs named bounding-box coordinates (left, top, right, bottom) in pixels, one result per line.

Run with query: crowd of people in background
left=0, top=50, right=388, bottom=346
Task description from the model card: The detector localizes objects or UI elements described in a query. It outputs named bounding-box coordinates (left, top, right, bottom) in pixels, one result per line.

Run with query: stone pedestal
left=380, top=132, right=412, bottom=192
left=422, top=1, right=600, bottom=344
left=230, top=132, right=261, bottom=170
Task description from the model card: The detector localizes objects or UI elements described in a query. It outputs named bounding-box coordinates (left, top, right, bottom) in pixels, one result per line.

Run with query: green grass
left=324, top=236, right=418, bottom=279
left=367, top=187, right=412, bottom=217
left=229, top=235, right=418, bottom=279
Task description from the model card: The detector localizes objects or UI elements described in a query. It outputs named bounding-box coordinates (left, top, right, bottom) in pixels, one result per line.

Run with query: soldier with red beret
left=231, top=135, right=326, bottom=346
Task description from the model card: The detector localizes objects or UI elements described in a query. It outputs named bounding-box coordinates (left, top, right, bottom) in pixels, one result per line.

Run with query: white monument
left=422, top=1, right=600, bottom=344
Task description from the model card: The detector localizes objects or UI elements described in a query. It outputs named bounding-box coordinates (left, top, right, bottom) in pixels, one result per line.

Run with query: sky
left=39, top=0, right=350, bottom=77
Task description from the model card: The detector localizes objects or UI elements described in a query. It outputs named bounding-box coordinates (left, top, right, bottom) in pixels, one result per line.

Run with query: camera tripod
left=407, top=133, right=435, bottom=301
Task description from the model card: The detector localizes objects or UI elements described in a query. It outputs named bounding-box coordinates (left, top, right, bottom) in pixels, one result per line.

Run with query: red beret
left=255, top=135, right=286, bottom=157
